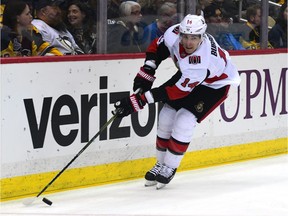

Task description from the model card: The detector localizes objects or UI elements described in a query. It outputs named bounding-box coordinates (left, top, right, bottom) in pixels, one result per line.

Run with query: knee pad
left=157, top=104, right=177, bottom=139
left=172, top=108, right=197, bottom=143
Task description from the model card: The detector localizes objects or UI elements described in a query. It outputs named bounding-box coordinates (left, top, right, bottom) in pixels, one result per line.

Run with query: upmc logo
left=220, top=68, right=287, bottom=122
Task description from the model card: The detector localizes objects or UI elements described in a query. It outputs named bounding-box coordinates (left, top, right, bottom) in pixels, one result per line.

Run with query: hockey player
left=113, top=14, right=241, bottom=189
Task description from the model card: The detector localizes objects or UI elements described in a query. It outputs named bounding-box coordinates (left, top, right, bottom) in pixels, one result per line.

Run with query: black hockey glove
left=113, top=93, right=147, bottom=118
left=133, top=65, right=156, bottom=92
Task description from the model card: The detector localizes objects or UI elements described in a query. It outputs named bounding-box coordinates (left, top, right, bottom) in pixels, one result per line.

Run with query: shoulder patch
left=172, top=26, right=180, bottom=35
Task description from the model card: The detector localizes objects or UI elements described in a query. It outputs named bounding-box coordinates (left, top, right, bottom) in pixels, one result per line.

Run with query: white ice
left=1, top=154, right=288, bottom=216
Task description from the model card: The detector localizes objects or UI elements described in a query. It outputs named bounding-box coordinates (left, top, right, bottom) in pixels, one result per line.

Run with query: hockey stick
left=23, top=113, right=118, bottom=206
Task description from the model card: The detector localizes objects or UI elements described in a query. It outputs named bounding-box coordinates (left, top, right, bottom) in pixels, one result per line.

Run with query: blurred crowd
left=0, top=0, right=287, bottom=57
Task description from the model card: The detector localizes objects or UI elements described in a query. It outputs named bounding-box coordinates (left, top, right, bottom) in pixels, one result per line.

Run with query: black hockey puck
left=42, top=197, right=53, bottom=206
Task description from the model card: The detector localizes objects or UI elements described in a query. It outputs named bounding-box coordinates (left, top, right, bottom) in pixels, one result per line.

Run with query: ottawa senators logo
left=189, top=55, right=201, bottom=64
left=194, top=101, right=204, bottom=113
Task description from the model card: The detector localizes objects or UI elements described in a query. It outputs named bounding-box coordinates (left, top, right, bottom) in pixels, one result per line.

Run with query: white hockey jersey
left=32, top=19, right=83, bottom=55
left=163, top=24, right=241, bottom=92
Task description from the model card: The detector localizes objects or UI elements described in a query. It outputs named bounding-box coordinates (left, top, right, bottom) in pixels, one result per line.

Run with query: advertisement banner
left=0, top=51, right=287, bottom=199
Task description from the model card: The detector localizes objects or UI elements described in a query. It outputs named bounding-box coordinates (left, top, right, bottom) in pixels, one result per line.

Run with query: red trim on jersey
left=146, top=38, right=159, bottom=54
left=165, top=85, right=190, bottom=100
left=168, top=137, right=189, bottom=154
left=198, top=85, right=230, bottom=123
left=156, top=137, right=169, bottom=150
left=205, top=73, right=228, bottom=84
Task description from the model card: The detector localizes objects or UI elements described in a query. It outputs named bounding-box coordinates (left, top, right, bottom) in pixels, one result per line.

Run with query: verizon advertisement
left=1, top=51, right=287, bottom=179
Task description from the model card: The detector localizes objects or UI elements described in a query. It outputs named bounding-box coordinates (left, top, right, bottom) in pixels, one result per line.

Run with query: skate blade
left=156, top=182, right=166, bottom=190
left=145, top=180, right=157, bottom=187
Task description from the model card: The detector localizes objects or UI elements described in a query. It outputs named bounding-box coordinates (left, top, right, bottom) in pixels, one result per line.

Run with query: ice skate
left=155, top=164, right=177, bottom=190
left=144, top=162, right=163, bottom=187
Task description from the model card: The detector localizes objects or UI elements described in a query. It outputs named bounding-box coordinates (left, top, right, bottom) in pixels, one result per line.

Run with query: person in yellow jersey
left=239, top=4, right=273, bottom=49
left=1, top=0, right=62, bottom=57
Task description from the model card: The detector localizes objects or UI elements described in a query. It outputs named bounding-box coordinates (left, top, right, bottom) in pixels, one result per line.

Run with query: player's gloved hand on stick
left=133, top=64, right=156, bottom=92
left=113, top=93, right=147, bottom=118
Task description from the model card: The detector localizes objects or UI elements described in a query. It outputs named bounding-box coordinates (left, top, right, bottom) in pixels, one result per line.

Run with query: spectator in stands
left=107, top=1, right=146, bottom=53
left=32, top=0, right=84, bottom=55
left=204, top=4, right=223, bottom=39
left=142, top=2, right=177, bottom=44
left=268, top=2, right=287, bottom=48
left=238, top=4, right=273, bottom=49
left=212, top=0, right=239, bottom=22
left=204, top=4, right=223, bottom=24
left=204, top=4, right=244, bottom=50
left=66, top=1, right=97, bottom=54
left=1, top=0, right=62, bottom=57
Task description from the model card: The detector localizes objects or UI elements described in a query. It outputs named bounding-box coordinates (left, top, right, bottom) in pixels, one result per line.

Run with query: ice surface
left=1, top=154, right=287, bottom=216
